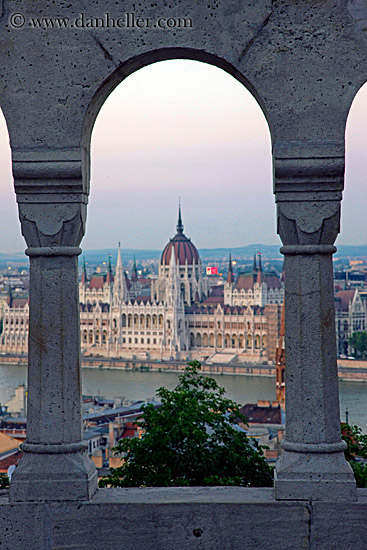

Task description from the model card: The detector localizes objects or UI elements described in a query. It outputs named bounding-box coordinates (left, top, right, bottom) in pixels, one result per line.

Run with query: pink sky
left=0, top=60, right=365, bottom=253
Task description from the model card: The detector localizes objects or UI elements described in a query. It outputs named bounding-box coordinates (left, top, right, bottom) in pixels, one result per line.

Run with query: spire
left=176, top=199, right=184, bottom=235
left=166, top=246, right=181, bottom=307
left=7, top=283, right=12, bottom=307
left=113, top=242, right=127, bottom=303
left=131, top=255, right=138, bottom=283
left=81, top=256, right=88, bottom=284
left=258, top=252, right=262, bottom=272
left=106, top=252, right=113, bottom=283
left=253, top=252, right=257, bottom=273
left=227, top=252, right=234, bottom=284
left=256, top=252, right=264, bottom=284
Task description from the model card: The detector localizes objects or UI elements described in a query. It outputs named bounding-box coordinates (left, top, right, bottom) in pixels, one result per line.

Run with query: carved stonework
left=277, top=200, right=341, bottom=246
left=273, top=148, right=344, bottom=246
left=17, top=200, right=87, bottom=248
left=13, top=153, right=88, bottom=249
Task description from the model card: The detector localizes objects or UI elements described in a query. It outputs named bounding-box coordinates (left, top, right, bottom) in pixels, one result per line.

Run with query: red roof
left=210, top=285, right=224, bottom=297
left=10, top=298, right=28, bottom=309
left=240, top=403, right=282, bottom=424
left=0, top=450, right=23, bottom=473
left=106, top=272, right=114, bottom=284
left=236, top=273, right=255, bottom=290
left=236, top=272, right=281, bottom=291
left=161, top=234, right=200, bottom=266
left=89, top=275, right=106, bottom=289
left=121, top=422, right=138, bottom=439
left=264, top=274, right=281, bottom=289
left=204, top=285, right=224, bottom=305
left=203, top=296, right=224, bottom=305
left=335, top=290, right=355, bottom=312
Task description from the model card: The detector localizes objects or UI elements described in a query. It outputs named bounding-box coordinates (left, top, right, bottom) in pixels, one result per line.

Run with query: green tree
left=341, top=422, right=367, bottom=487
left=100, top=361, right=273, bottom=488
left=0, top=474, right=9, bottom=489
left=348, top=331, right=367, bottom=358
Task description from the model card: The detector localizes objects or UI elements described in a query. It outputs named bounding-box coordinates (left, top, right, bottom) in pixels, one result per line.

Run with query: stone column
left=273, top=147, right=356, bottom=501
left=10, top=153, right=97, bottom=502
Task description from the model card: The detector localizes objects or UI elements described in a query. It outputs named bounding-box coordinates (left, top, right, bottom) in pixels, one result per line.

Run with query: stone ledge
left=90, top=486, right=276, bottom=503
left=1, top=488, right=367, bottom=549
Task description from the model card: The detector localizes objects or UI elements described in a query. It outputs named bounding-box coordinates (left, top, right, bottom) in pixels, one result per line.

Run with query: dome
left=161, top=208, right=200, bottom=266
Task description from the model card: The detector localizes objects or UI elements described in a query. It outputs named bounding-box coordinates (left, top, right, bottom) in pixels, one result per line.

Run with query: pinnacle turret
left=227, top=252, right=234, bottom=284
left=253, top=252, right=257, bottom=273
left=81, top=256, right=88, bottom=284
left=176, top=201, right=184, bottom=235
left=113, top=242, right=127, bottom=303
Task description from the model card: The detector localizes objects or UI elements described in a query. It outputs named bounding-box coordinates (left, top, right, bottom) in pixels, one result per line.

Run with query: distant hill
left=81, top=244, right=367, bottom=263
left=2, top=244, right=367, bottom=265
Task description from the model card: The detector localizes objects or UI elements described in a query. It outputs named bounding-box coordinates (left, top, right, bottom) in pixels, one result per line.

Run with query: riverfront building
left=0, top=210, right=283, bottom=364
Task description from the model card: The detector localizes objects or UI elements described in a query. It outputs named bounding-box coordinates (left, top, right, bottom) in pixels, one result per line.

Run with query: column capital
left=280, top=244, right=337, bottom=255
left=273, top=148, right=344, bottom=246
left=17, top=200, right=87, bottom=249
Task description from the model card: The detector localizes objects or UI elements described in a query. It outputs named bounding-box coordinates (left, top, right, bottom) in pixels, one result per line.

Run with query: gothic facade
left=335, top=288, right=367, bottom=357
left=0, top=211, right=282, bottom=363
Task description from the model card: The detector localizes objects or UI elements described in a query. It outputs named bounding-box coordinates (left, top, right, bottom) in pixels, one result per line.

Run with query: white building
left=0, top=210, right=282, bottom=363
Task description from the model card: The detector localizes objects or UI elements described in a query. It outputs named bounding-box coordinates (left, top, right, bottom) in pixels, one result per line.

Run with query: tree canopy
left=341, top=422, right=367, bottom=488
left=100, top=361, right=273, bottom=488
left=348, top=331, right=367, bottom=358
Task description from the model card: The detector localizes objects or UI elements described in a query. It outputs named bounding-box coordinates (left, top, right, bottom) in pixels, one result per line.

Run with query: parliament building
left=0, top=210, right=284, bottom=364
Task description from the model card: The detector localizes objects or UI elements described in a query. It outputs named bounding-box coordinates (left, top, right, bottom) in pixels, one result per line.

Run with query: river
left=0, top=364, right=366, bottom=431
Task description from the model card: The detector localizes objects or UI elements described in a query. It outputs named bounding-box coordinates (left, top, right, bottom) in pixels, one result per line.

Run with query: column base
left=274, top=441, right=357, bottom=501
left=9, top=442, right=98, bottom=502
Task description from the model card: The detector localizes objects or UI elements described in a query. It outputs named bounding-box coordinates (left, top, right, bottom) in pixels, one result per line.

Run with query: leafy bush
left=100, top=361, right=273, bottom=488
left=341, top=422, right=367, bottom=487
left=0, top=474, right=9, bottom=489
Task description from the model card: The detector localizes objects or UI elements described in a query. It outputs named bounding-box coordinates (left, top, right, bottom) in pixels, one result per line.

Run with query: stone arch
left=6, top=8, right=362, bottom=508
left=239, top=334, right=245, bottom=348
left=203, top=332, right=208, bottom=347
left=209, top=333, right=215, bottom=347
left=344, top=80, right=367, bottom=243
left=146, top=314, right=151, bottom=328
left=217, top=333, right=223, bottom=348
left=247, top=334, right=252, bottom=348
left=196, top=333, right=201, bottom=347
left=82, top=48, right=272, bottom=193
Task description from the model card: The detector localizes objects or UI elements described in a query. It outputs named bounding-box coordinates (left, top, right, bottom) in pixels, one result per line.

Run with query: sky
left=0, top=59, right=366, bottom=253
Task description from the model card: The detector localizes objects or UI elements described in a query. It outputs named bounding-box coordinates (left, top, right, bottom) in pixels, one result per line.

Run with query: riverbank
left=1, top=354, right=367, bottom=381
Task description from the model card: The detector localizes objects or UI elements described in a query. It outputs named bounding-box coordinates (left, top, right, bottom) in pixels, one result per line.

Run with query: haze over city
left=0, top=59, right=366, bottom=253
